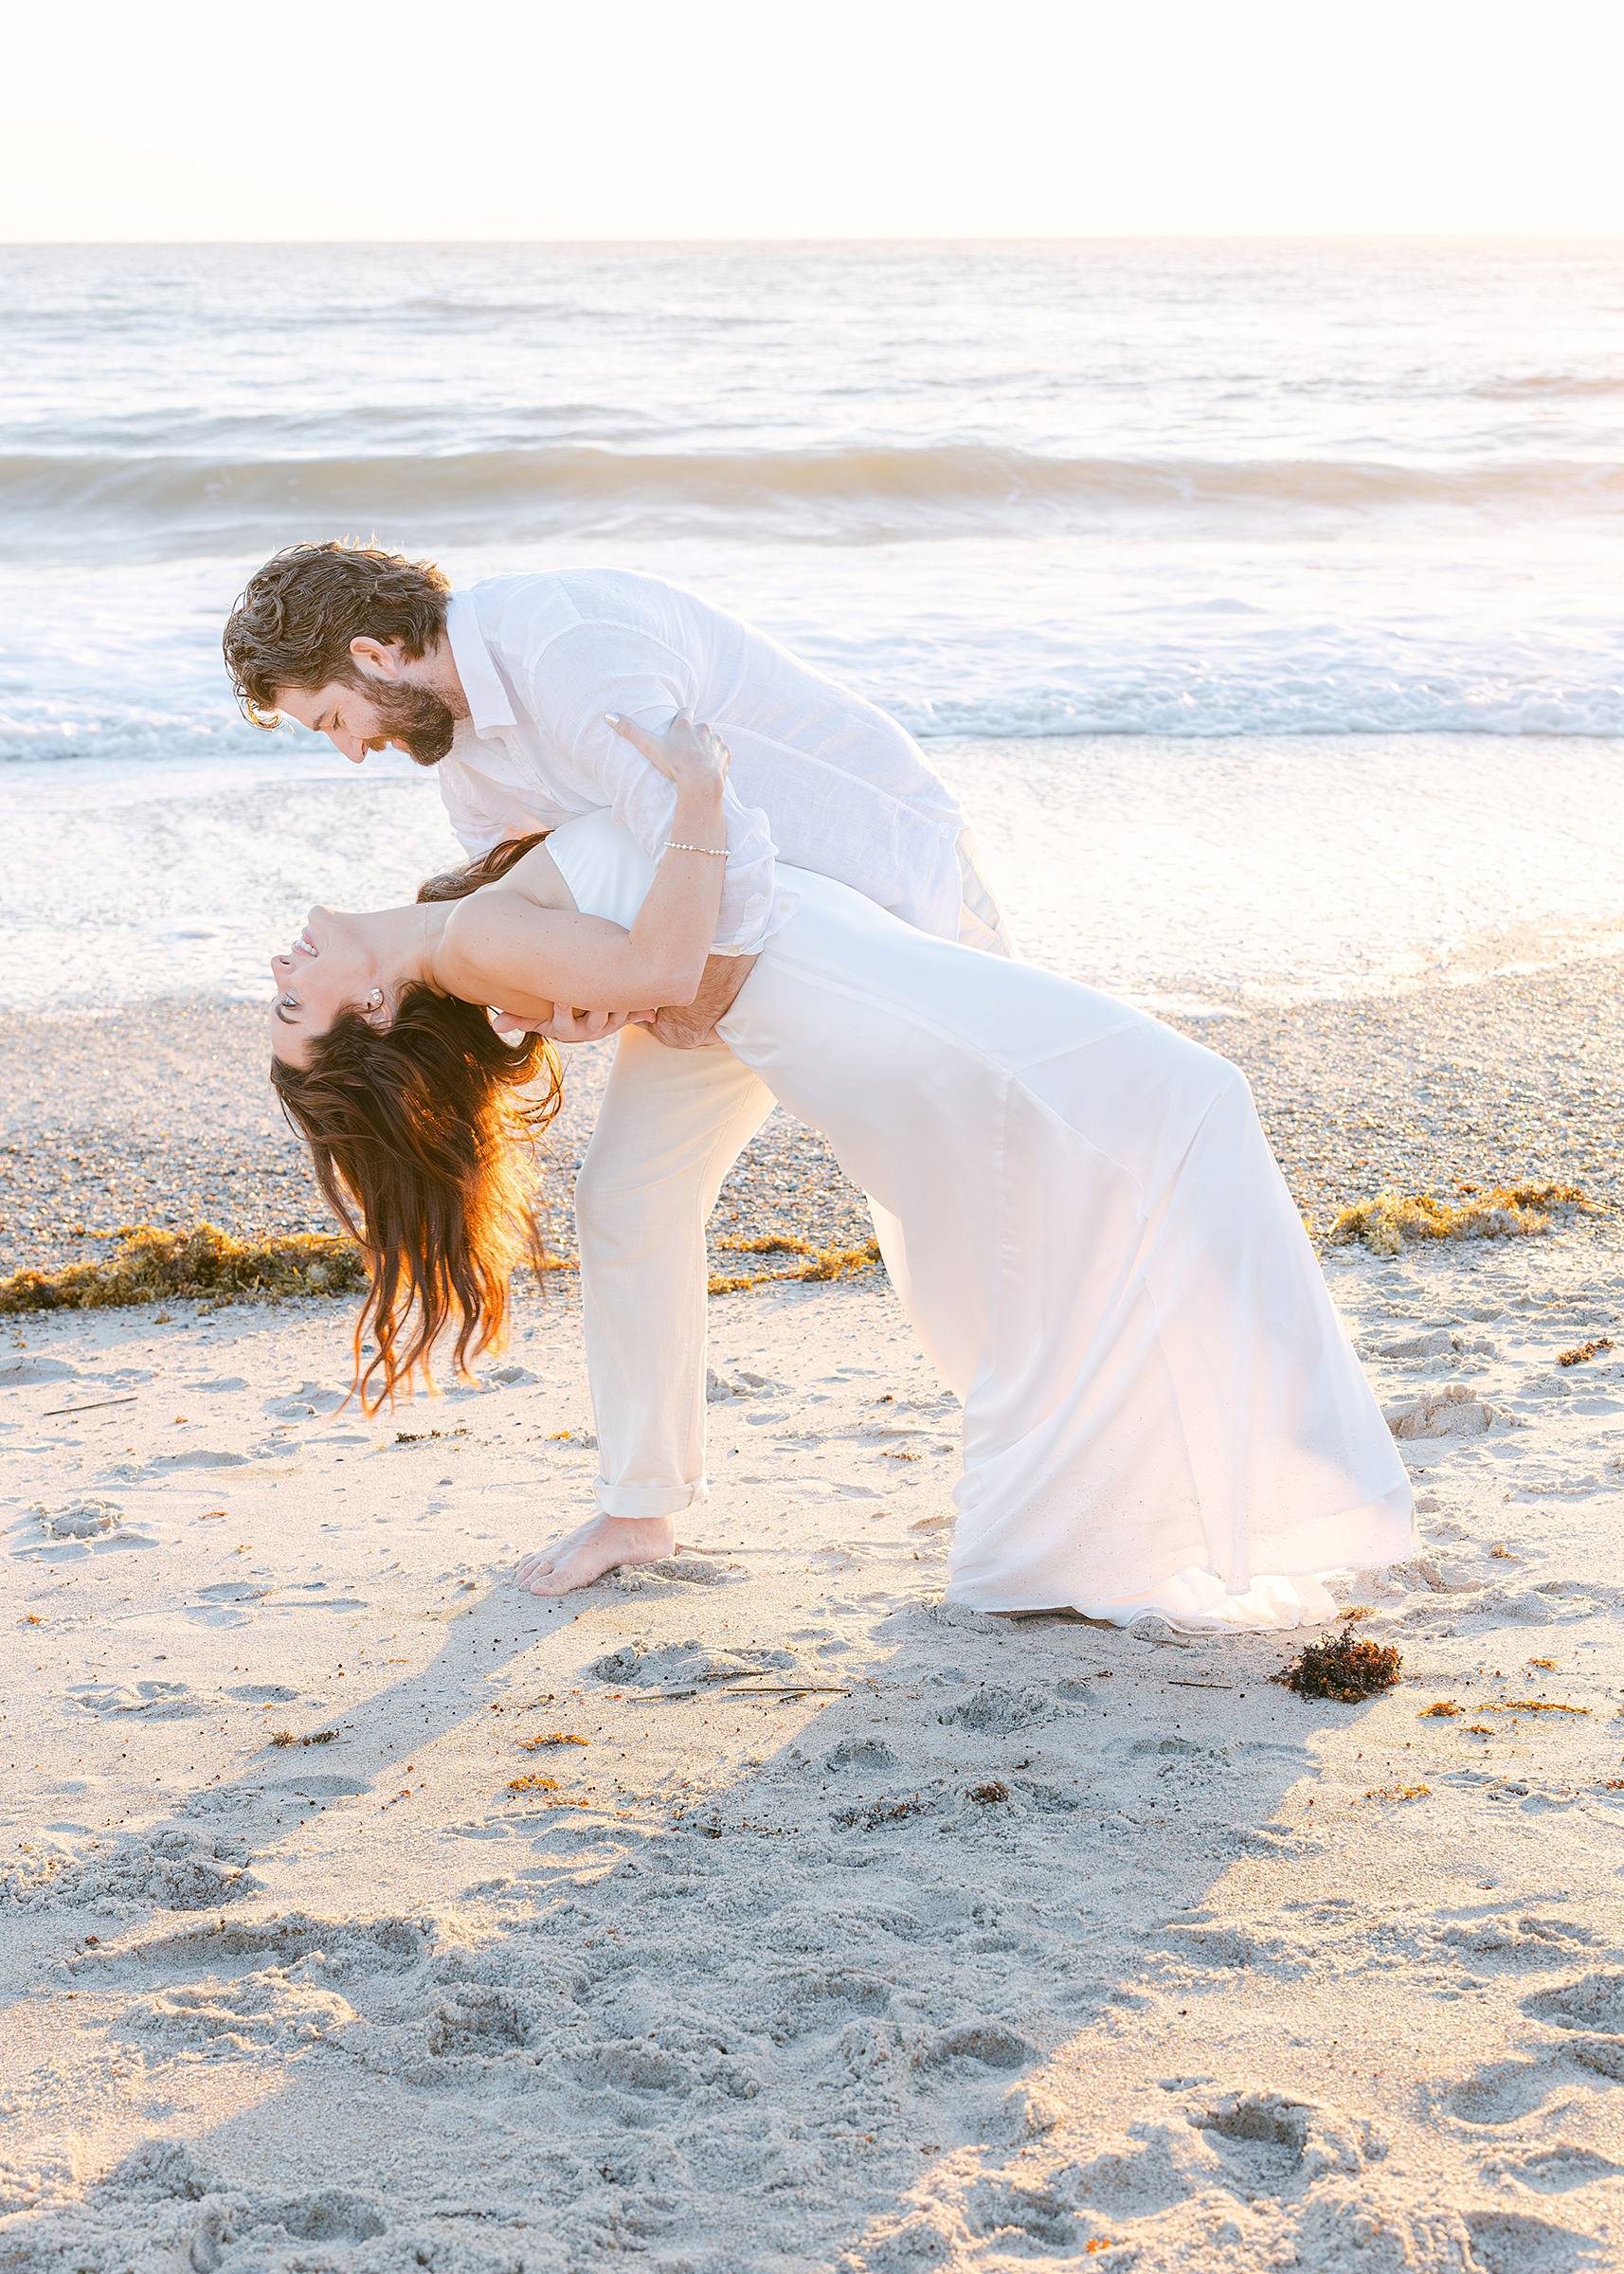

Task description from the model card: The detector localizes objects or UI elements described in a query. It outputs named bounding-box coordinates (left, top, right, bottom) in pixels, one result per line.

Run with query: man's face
left=275, top=674, right=458, bottom=767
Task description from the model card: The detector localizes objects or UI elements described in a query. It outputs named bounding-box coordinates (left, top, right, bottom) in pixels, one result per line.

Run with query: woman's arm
left=430, top=713, right=731, bottom=1015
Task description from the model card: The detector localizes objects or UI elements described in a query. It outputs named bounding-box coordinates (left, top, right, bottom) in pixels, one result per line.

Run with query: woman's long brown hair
left=272, top=834, right=562, bottom=1409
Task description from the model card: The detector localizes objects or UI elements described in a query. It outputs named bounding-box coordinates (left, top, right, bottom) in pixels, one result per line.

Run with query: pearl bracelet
left=663, top=840, right=729, bottom=857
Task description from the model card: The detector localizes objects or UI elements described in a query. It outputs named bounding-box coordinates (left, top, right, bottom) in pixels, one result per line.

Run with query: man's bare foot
left=514, top=1512, right=677, bottom=1597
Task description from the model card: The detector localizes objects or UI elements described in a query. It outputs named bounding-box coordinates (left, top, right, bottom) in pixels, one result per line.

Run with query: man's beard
left=363, top=678, right=459, bottom=767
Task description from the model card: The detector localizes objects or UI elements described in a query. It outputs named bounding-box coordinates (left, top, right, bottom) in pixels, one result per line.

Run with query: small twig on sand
left=646, top=1684, right=851, bottom=1702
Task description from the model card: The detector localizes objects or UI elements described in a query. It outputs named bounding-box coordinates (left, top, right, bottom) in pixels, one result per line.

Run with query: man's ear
left=349, top=636, right=404, bottom=681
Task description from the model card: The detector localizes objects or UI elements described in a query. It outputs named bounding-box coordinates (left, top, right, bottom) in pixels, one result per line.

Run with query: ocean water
left=1, top=239, right=1620, bottom=1011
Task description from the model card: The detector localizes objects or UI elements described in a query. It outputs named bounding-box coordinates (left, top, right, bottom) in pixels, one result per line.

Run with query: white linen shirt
left=435, top=570, right=1013, bottom=957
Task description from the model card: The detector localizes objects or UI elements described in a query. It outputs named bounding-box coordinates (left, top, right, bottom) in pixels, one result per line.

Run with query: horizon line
left=5, top=228, right=1624, bottom=250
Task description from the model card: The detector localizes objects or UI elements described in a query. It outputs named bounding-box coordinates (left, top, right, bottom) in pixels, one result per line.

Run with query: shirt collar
left=445, top=589, right=516, bottom=736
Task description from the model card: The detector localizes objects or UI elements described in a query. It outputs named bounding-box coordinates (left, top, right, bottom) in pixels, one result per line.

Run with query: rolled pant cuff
left=593, top=1476, right=710, bottom=1521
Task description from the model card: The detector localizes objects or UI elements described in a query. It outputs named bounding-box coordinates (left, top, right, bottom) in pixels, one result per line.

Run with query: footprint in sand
left=601, top=1558, right=738, bottom=1594
left=823, top=1736, right=898, bottom=1772
left=264, top=1381, right=353, bottom=1418
left=590, top=1639, right=803, bottom=1689
left=1445, top=2054, right=1583, bottom=2127
left=70, top=1679, right=200, bottom=1720
left=186, top=1581, right=273, bottom=1628
left=0, top=1357, right=80, bottom=1385
left=935, top=1683, right=1055, bottom=1734
left=35, top=1498, right=122, bottom=1540
left=1523, top=1971, right=1624, bottom=2034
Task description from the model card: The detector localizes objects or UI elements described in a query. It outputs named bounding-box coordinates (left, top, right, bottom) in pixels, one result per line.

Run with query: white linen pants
left=575, top=1025, right=776, bottom=1519
left=573, top=822, right=1011, bottom=1521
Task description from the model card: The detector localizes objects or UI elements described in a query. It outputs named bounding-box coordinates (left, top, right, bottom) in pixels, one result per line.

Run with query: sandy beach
left=9, top=129, right=1624, bottom=2274
left=6, top=944, right=1623, bottom=1283
left=7, top=235, right=1624, bottom=2266
left=3, top=963, right=1623, bottom=2272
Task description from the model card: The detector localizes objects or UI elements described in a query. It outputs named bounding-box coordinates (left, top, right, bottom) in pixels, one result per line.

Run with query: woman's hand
left=489, top=1003, right=654, bottom=1045
left=606, top=709, right=731, bottom=797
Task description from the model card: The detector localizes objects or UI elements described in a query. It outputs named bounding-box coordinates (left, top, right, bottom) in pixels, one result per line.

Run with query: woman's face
left=268, top=906, right=388, bottom=1063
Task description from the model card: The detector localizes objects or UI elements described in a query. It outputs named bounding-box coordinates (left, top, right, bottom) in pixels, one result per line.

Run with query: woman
left=271, top=713, right=1413, bottom=1630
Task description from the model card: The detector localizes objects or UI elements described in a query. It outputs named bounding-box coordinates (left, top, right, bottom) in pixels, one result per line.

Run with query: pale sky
left=3, top=0, right=1621, bottom=241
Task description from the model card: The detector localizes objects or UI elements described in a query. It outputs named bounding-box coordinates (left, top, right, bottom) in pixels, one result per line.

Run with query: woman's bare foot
left=514, top=1512, right=677, bottom=1597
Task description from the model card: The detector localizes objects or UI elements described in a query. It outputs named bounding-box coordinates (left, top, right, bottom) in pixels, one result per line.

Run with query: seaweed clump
left=1328, top=1182, right=1596, bottom=1257
left=0, top=1221, right=367, bottom=1314
left=1559, top=1337, right=1615, bottom=1366
left=1272, top=1631, right=1401, bottom=1704
left=709, top=1237, right=882, bottom=1297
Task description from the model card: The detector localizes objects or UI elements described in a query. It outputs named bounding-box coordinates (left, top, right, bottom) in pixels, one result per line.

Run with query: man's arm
left=514, top=617, right=789, bottom=955
left=645, top=953, right=759, bottom=1049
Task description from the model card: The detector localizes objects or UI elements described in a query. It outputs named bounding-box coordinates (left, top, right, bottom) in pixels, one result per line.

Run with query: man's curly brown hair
left=223, top=539, right=451, bottom=726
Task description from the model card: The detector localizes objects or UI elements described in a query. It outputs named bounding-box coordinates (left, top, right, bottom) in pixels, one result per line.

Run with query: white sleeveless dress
left=548, top=812, right=1414, bottom=1630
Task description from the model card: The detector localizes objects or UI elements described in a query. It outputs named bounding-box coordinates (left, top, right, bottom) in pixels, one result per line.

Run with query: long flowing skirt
left=716, top=868, right=1413, bottom=1628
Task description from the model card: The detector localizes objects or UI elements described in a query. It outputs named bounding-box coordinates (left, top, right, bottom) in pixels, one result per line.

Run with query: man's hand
left=645, top=953, right=758, bottom=1050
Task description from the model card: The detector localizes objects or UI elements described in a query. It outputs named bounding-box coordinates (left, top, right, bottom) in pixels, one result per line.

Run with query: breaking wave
left=4, top=442, right=1620, bottom=561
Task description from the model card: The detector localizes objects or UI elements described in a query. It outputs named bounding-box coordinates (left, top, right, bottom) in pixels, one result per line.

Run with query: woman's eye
left=280, top=993, right=298, bottom=1009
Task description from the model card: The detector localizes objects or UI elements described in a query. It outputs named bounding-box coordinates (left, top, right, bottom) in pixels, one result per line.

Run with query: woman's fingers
left=549, top=1005, right=616, bottom=1041
left=606, top=710, right=678, bottom=784
left=605, top=708, right=729, bottom=788
left=605, top=711, right=662, bottom=760
left=491, top=1002, right=636, bottom=1045
left=606, top=709, right=696, bottom=762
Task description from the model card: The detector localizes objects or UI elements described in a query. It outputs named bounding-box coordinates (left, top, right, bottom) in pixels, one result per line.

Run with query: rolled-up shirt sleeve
left=514, top=620, right=792, bottom=954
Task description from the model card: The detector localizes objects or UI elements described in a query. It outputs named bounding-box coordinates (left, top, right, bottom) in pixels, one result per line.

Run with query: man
left=224, top=541, right=1013, bottom=1591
